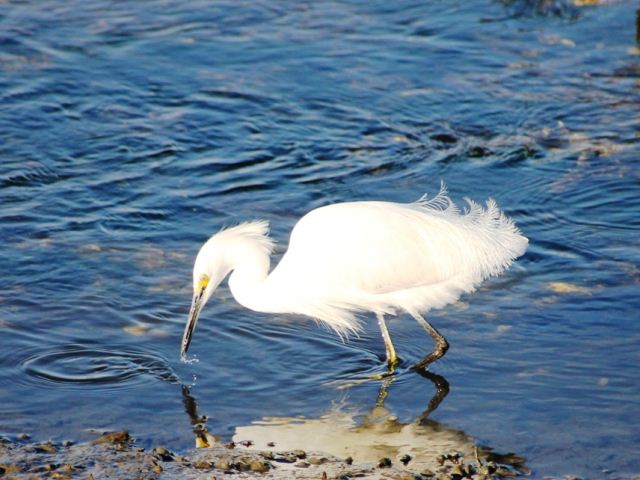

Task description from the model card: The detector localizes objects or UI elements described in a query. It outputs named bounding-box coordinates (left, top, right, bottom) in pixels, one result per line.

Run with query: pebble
left=295, top=461, right=310, bottom=468
left=0, top=464, right=22, bottom=474
left=50, top=473, right=71, bottom=480
left=292, top=449, right=306, bottom=459
left=274, top=453, right=297, bottom=463
left=249, top=459, right=270, bottom=472
left=400, top=454, right=412, bottom=465
left=260, top=451, right=274, bottom=460
left=193, top=460, right=213, bottom=469
left=34, top=443, right=57, bottom=453
left=91, top=430, right=130, bottom=445
left=378, top=457, right=392, bottom=468
left=17, top=433, right=30, bottom=440
left=152, top=446, right=174, bottom=461
left=215, top=460, right=231, bottom=470
left=308, top=456, right=328, bottom=465
left=449, top=464, right=465, bottom=478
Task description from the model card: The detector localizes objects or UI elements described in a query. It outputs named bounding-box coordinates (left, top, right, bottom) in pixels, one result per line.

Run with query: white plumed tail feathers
left=284, top=182, right=528, bottom=336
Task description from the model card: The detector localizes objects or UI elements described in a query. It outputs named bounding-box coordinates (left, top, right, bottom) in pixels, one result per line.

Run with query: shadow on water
left=180, top=368, right=529, bottom=476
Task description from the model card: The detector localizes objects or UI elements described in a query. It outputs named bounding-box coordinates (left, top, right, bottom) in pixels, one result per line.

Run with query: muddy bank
left=0, top=430, right=527, bottom=479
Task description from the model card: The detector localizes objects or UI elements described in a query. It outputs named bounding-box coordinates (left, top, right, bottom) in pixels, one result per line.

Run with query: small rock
left=225, top=441, right=235, bottom=449
left=344, top=456, right=353, bottom=465
left=0, top=464, right=22, bottom=474
left=378, top=457, right=392, bottom=468
left=45, top=463, right=59, bottom=471
left=449, top=465, right=465, bottom=479
left=193, top=460, right=212, bottom=469
left=62, top=440, right=73, bottom=447
left=267, top=441, right=275, bottom=447
left=17, top=433, right=30, bottom=440
left=274, top=453, right=297, bottom=463
left=60, top=464, right=74, bottom=472
left=153, top=446, right=174, bottom=461
left=215, top=460, right=231, bottom=470
left=239, top=440, right=254, bottom=447
left=249, top=460, right=270, bottom=473
left=400, top=454, right=412, bottom=465
left=292, top=449, right=306, bottom=459
left=308, top=456, right=328, bottom=465
left=50, top=473, right=71, bottom=480
left=295, top=461, right=310, bottom=468
left=260, top=451, right=274, bottom=460
left=34, top=443, right=57, bottom=454
left=92, top=430, right=130, bottom=445
left=152, top=464, right=163, bottom=474
left=447, top=451, right=461, bottom=463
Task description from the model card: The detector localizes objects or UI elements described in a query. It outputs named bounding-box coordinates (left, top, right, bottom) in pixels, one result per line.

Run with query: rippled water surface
left=1, top=1, right=639, bottom=478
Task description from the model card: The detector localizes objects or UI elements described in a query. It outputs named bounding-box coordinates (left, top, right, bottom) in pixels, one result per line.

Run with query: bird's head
left=180, top=239, right=230, bottom=361
left=179, top=221, right=273, bottom=361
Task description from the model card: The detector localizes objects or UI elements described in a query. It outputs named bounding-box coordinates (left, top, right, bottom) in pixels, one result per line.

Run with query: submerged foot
left=413, top=339, right=449, bottom=370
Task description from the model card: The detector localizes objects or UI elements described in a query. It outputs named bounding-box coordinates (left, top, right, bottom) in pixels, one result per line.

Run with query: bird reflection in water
left=180, top=369, right=528, bottom=475
left=181, top=384, right=218, bottom=449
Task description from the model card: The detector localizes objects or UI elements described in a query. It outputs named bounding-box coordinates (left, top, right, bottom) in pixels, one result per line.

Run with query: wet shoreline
left=0, top=429, right=528, bottom=479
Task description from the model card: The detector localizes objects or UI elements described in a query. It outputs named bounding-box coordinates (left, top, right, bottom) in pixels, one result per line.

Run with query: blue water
left=1, top=0, right=639, bottom=478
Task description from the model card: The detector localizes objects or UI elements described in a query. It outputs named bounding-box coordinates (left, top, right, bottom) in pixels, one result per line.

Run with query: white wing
left=265, top=185, right=528, bottom=334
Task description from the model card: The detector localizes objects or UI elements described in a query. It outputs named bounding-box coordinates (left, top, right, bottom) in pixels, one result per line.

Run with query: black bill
left=180, top=290, right=204, bottom=361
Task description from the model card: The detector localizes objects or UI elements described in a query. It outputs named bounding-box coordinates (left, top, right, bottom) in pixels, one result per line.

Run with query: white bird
left=180, top=183, right=528, bottom=368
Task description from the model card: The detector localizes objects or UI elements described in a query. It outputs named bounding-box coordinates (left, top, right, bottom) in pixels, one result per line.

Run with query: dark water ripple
left=18, top=345, right=179, bottom=390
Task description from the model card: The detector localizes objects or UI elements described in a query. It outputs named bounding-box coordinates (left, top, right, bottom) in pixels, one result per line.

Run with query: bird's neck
left=226, top=238, right=281, bottom=314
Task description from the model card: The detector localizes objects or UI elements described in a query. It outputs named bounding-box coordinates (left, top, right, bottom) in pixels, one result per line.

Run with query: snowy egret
left=180, top=183, right=528, bottom=368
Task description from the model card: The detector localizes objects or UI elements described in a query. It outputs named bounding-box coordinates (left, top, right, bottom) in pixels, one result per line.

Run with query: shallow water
left=1, top=0, right=639, bottom=478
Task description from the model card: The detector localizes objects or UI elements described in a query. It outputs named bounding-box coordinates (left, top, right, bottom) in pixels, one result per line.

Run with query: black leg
left=411, top=312, right=449, bottom=369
